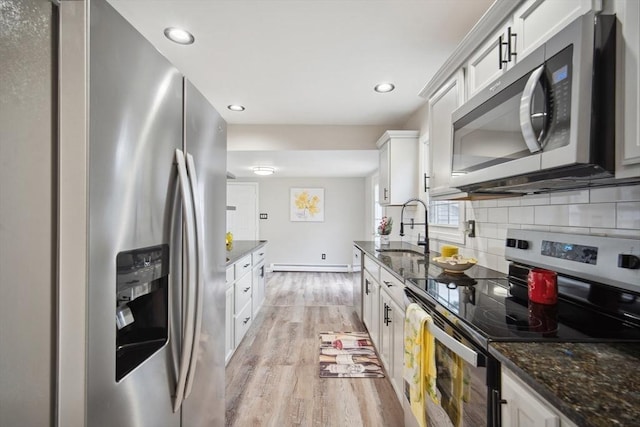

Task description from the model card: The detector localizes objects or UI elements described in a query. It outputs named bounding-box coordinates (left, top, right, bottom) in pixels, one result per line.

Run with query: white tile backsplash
left=508, top=206, right=534, bottom=224
left=616, top=202, right=640, bottom=229
left=549, top=190, right=589, bottom=205
left=448, top=184, right=640, bottom=272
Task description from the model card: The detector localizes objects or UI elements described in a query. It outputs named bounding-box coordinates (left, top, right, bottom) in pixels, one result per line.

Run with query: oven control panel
left=504, top=229, right=639, bottom=294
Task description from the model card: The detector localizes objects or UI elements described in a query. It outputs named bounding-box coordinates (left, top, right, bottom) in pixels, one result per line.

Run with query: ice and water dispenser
left=115, top=244, right=169, bottom=381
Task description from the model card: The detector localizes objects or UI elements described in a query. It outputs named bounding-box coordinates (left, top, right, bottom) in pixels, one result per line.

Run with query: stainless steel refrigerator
left=1, top=0, right=226, bottom=425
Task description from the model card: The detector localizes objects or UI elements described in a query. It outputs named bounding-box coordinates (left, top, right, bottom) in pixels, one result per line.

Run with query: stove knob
left=517, top=239, right=529, bottom=250
left=618, top=254, right=640, bottom=269
left=506, top=238, right=516, bottom=248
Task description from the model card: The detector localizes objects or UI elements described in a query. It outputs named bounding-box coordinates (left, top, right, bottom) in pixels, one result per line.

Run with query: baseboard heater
left=270, top=263, right=352, bottom=273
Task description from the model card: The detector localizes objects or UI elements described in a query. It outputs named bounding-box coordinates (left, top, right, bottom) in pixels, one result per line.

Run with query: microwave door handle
left=519, top=65, right=545, bottom=153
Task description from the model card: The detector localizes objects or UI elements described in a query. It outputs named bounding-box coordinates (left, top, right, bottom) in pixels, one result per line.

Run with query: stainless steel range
left=404, top=229, right=640, bottom=427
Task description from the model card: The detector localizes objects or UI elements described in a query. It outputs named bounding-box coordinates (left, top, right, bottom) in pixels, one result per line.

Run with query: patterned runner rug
left=319, top=331, right=384, bottom=378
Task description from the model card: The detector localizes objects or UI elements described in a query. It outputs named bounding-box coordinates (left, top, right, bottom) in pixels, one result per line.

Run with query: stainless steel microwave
left=450, top=12, right=616, bottom=194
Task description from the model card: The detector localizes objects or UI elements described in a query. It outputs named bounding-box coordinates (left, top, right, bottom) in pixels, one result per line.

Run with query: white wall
left=255, top=177, right=367, bottom=269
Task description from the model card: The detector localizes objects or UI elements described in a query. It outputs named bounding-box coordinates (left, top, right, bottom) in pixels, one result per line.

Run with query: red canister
left=527, top=268, right=558, bottom=305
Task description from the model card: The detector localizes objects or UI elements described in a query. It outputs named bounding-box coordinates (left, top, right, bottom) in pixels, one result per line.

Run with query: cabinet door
left=379, top=141, right=390, bottom=204
left=225, top=286, right=234, bottom=364
left=466, top=20, right=514, bottom=98
left=379, top=290, right=393, bottom=372
left=363, top=270, right=374, bottom=332
left=389, top=297, right=405, bottom=402
left=428, top=70, right=465, bottom=197
left=617, top=0, right=640, bottom=176
left=252, top=262, right=265, bottom=316
left=369, top=281, right=381, bottom=348
left=501, top=369, right=560, bottom=427
left=513, top=0, right=601, bottom=60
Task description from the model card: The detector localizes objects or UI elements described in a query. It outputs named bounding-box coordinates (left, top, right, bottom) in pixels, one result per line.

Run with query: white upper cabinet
left=616, top=0, right=640, bottom=178
left=377, top=130, right=419, bottom=206
left=467, top=0, right=602, bottom=99
left=466, top=19, right=516, bottom=98
left=513, top=0, right=602, bottom=60
left=428, top=70, right=465, bottom=198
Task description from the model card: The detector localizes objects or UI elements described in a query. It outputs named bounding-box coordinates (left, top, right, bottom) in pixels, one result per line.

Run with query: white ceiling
left=108, top=0, right=494, bottom=177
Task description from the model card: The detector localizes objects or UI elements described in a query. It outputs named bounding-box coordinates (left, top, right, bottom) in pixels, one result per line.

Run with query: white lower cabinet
left=501, top=368, right=577, bottom=427
left=225, top=285, right=234, bottom=364
left=225, top=243, right=268, bottom=365
left=379, top=276, right=405, bottom=403
left=363, top=269, right=381, bottom=348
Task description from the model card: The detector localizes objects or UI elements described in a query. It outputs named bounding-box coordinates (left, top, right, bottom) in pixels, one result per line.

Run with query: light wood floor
left=225, top=271, right=405, bottom=427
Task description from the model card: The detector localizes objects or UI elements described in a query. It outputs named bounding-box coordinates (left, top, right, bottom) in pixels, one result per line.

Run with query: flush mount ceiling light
left=227, top=104, right=245, bottom=112
left=163, top=27, right=195, bottom=45
left=374, top=82, right=395, bottom=93
left=252, top=166, right=275, bottom=176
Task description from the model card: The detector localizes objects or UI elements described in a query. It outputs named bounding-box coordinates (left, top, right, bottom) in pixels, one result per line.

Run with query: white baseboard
left=270, top=263, right=351, bottom=273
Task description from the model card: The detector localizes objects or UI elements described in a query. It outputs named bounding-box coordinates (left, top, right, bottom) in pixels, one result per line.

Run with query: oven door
left=404, top=290, right=498, bottom=427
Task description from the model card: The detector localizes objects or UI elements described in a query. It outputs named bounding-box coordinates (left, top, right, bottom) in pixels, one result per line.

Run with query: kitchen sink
left=375, top=248, right=427, bottom=257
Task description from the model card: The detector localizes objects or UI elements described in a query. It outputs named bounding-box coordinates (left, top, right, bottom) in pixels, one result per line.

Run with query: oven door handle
left=429, top=321, right=479, bottom=367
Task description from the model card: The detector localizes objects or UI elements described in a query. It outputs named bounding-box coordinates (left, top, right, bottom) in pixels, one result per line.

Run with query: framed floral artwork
left=290, top=188, right=324, bottom=222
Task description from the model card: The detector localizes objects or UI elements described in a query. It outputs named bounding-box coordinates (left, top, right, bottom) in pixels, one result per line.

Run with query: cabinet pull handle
left=507, top=26, right=517, bottom=61
left=243, top=317, right=250, bottom=324
left=243, top=287, right=250, bottom=293
left=498, top=35, right=509, bottom=70
left=383, top=280, right=392, bottom=287
left=243, top=263, right=250, bottom=268
left=383, top=188, right=388, bottom=201
left=423, top=173, right=429, bottom=192
left=365, top=279, right=370, bottom=295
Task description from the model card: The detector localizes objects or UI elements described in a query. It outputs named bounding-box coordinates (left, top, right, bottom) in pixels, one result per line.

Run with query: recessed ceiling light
left=227, top=104, right=245, bottom=112
left=374, top=82, right=395, bottom=93
left=163, top=27, right=195, bottom=45
left=253, top=166, right=275, bottom=176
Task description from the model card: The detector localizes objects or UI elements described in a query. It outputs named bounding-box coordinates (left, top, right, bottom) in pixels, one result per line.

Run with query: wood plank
left=226, top=272, right=404, bottom=426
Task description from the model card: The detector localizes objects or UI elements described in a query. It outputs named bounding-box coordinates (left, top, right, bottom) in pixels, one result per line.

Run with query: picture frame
left=290, top=187, right=324, bottom=222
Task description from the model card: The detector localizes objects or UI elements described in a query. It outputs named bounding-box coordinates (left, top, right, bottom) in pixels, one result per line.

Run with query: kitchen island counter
left=490, top=342, right=640, bottom=427
left=226, top=240, right=267, bottom=265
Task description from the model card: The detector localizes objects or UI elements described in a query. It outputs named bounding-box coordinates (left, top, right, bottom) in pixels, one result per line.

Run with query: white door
left=227, top=182, right=259, bottom=240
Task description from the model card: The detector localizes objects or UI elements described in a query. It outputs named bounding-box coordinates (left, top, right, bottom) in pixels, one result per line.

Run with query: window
left=427, top=199, right=466, bottom=244
left=429, top=200, right=459, bottom=226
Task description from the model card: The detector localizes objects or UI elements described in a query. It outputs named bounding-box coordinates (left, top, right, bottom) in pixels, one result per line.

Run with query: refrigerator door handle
left=183, top=152, right=204, bottom=399
left=173, top=149, right=198, bottom=412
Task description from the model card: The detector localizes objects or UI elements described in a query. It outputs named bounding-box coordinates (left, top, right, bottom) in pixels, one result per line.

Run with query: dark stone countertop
left=355, top=240, right=640, bottom=426
left=490, top=342, right=640, bottom=427
left=226, top=240, right=267, bottom=266
left=353, top=240, right=504, bottom=282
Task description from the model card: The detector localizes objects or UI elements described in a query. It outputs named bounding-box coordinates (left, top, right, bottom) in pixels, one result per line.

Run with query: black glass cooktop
left=406, top=268, right=640, bottom=348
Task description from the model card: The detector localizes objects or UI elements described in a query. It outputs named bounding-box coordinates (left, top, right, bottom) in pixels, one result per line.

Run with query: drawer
left=363, top=255, right=380, bottom=281
left=235, top=254, right=252, bottom=280
left=380, top=267, right=405, bottom=307
left=234, top=272, right=252, bottom=313
left=226, top=266, right=234, bottom=285
left=234, top=301, right=252, bottom=345
left=252, top=246, right=266, bottom=265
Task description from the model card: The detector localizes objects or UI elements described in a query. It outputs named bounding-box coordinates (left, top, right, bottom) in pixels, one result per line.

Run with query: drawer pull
left=383, top=280, right=393, bottom=287
left=243, top=317, right=250, bottom=325
left=243, top=263, right=250, bottom=268
left=243, top=287, right=250, bottom=293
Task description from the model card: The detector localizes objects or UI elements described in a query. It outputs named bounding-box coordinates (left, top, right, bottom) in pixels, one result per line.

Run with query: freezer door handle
left=173, top=149, right=198, bottom=412
left=183, top=152, right=205, bottom=399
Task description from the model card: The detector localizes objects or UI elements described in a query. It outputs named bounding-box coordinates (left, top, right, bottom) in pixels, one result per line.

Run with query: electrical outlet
left=321, top=253, right=326, bottom=260
left=260, top=213, right=268, bottom=219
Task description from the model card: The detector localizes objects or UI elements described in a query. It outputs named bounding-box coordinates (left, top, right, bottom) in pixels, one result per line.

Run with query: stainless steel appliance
left=450, top=12, right=624, bottom=195
left=404, top=230, right=640, bottom=426
left=1, top=0, right=226, bottom=425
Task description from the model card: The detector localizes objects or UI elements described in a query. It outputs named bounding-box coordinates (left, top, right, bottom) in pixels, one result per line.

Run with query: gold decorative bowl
left=432, top=255, right=477, bottom=273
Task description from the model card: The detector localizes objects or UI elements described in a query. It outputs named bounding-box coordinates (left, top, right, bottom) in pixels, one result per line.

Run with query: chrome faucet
left=399, top=198, right=429, bottom=254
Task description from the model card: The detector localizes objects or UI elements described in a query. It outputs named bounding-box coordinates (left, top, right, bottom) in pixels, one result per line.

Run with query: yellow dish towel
left=404, top=303, right=438, bottom=427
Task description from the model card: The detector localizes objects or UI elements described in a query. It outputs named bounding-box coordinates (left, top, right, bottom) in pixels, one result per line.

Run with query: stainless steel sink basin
left=375, top=248, right=427, bottom=257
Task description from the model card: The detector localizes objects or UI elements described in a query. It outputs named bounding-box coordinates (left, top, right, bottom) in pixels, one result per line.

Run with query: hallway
left=225, top=271, right=404, bottom=427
